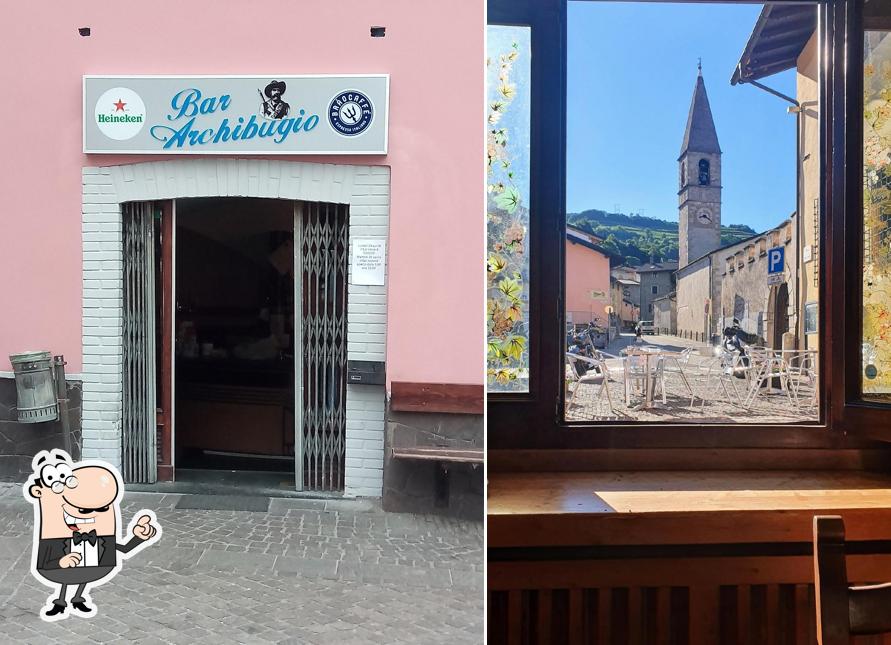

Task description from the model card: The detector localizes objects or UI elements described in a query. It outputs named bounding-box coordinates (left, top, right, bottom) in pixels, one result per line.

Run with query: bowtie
left=72, top=529, right=97, bottom=546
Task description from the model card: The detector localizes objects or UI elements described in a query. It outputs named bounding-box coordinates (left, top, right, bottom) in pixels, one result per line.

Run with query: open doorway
left=174, top=198, right=296, bottom=488
left=122, top=195, right=350, bottom=493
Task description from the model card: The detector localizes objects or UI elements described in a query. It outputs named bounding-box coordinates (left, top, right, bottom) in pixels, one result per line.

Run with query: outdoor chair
left=813, top=515, right=891, bottom=644
left=622, top=350, right=665, bottom=407
left=696, top=349, right=748, bottom=411
left=782, top=350, right=819, bottom=410
left=565, top=353, right=614, bottom=414
left=661, top=347, right=696, bottom=399
left=741, top=347, right=796, bottom=410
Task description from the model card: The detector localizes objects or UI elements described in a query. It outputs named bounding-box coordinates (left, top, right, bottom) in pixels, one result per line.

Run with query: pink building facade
left=0, top=2, right=483, bottom=513
left=565, top=227, right=613, bottom=327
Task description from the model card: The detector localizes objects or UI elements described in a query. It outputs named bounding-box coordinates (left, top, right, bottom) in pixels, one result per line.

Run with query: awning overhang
left=731, top=4, right=817, bottom=86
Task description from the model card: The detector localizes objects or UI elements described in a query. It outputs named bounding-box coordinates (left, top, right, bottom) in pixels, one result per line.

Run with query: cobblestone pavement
left=565, top=333, right=818, bottom=424
left=0, top=484, right=483, bottom=644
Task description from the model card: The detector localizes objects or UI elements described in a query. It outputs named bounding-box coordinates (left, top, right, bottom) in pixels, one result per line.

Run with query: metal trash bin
left=9, top=351, right=59, bottom=423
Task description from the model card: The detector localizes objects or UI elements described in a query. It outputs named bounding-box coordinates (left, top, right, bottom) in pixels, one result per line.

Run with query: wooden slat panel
left=628, top=586, right=642, bottom=645
left=719, top=586, right=739, bottom=645
left=610, top=588, right=629, bottom=645
left=537, top=589, right=552, bottom=645
left=507, top=590, right=522, bottom=645
left=738, top=584, right=751, bottom=645
left=670, top=587, right=689, bottom=645
left=598, top=586, right=610, bottom=645
left=766, top=584, right=780, bottom=645
left=568, top=588, right=583, bottom=645
left=794, top=584, right=813, bottom=645
left=583, top=589, right=599, bottom=645
left=689, top=586, right=718, bottom=645
left=390, top=381, right=484, bottom=414
left=777, top=584, right=796, bottom=645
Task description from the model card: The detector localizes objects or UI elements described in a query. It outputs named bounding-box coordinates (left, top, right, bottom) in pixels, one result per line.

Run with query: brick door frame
left=81, top=159, right=389, bottom=497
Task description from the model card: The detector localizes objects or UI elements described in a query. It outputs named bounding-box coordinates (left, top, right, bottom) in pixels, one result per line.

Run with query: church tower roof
left=679, top=67, right=721, bottom=158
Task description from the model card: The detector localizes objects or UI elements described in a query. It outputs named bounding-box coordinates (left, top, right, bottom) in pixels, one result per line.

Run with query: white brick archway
left=81, top=159, right=389, bottom=497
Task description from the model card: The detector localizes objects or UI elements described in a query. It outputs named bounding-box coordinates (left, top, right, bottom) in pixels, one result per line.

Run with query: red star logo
left=113, top=98, right=126, bottom=112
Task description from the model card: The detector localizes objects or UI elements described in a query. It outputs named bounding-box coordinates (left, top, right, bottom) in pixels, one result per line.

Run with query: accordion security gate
left=119, top=199, right=347, bottom=491
left=296, top=202, right=348, bottom=492
left=121, top=202, right=158, bottom=484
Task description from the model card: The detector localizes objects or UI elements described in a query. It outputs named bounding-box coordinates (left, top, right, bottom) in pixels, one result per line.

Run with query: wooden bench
left=391, top=446, right=484, bottom=464
left=487, top=470, right=891, bottom=643
left=391, top=446, right=483, bottom=507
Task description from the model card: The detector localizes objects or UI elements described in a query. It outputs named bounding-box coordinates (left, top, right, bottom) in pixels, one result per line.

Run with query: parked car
left=637, top=320, right=656, bottom=335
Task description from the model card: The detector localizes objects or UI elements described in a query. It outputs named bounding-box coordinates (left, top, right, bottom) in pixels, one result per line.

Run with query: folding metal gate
left=121, top=202, right=158, bottom=484
left=296, top=202, right=348, bottom=492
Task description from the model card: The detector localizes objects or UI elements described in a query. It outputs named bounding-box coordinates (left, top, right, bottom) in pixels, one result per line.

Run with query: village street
left=566, top=332, right=819, bottom=424
left=0, top=484, right=483, bottom=644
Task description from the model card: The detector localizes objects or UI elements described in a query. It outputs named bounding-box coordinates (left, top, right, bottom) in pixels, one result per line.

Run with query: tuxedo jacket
left=35, top=535, right=143, bottom=571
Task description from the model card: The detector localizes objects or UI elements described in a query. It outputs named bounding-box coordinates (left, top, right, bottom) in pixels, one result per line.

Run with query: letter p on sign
left=768, top=247, right=785, bottom=274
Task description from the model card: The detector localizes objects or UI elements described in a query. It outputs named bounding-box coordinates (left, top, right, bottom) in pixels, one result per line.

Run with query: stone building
left=675, top=254, right=716, bottom=342
left=611, top=275, right=640, bottom=330
left=610, top=265, right=640, bottom=330
left=718, top=217, right=798, bottom=348
left=675, top=218, right=797, bottom=347
left=653, top=293, right=677, bottom=335
left=637, top=261, right=678, bottom=321
left=733, top=8, right=820, bottom=352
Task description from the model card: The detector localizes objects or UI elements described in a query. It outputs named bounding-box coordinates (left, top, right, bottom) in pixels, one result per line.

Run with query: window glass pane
left=862, top=29, right=891, bottom=401
left=564, top=2, right=819, bottom=423
left=487, top=25, right=531, bottom=392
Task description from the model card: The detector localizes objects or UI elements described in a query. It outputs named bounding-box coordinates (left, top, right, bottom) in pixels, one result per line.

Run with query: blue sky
left=567, top=2, right=799, bottom=232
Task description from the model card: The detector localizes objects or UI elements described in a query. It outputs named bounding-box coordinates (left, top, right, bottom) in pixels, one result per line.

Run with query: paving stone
left=272, top=555, right=338, bottom=579
left=0, top=482, right=481, bottom=642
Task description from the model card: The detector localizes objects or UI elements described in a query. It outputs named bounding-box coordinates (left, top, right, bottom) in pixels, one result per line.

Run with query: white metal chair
left=783, top=350, right=819, bottom=410
left=661, top=347, right=696, bottom=401
left=623, top=350, right=665, bottom=407
left=741, top=347, right=796, bottom=410
left=696, top=349, right=749, bottom=411
left=565, top=353, right=614, bottom=414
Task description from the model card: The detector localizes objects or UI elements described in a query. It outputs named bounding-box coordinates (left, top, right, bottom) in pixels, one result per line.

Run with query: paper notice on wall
left=351, top=239, right=386, bottom=286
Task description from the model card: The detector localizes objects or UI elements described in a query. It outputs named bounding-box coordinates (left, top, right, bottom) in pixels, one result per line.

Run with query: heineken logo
left=94, top=87, right=146, bottom=141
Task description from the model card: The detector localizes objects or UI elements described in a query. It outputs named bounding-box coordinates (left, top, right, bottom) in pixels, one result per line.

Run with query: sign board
left=84, top=75, right=389, bottom=154
left=767, top=273, right=785, bottom=286
left=351, top=239, right=386, bottom=286
left=590, top=290, right=607, bottom=301
left=767, top=246, right=785, bottom=275
left=803, top=245, right=812, bottom=263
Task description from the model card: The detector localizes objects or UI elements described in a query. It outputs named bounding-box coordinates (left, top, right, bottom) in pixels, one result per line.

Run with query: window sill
left=487, top=470, right=891, bottom=548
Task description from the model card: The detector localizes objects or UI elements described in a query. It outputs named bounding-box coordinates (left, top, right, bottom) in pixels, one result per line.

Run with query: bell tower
left=678, top=63, right=722, bottom=268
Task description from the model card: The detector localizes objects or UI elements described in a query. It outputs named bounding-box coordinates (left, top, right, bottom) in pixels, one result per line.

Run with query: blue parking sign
left=768, top=246, right=785, bottom=274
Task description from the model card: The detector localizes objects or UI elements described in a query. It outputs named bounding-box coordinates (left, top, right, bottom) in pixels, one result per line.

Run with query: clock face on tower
left=696, top=209, right=712, bottom=224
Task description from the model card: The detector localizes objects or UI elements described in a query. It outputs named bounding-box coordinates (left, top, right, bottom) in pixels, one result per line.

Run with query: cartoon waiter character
left=23, top=449, right=161, bottom=621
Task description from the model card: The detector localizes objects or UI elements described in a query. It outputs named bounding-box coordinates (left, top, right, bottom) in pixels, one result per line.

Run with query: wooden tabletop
left=488, top=471, right=891, bottom=548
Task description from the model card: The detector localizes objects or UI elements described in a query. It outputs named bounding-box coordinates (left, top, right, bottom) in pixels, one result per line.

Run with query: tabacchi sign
left=83, top=75, right=389, bottom=155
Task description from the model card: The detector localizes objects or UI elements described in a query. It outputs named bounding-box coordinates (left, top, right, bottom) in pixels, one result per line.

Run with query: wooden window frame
left=488, top=0, right=888, bottom=455
left=830, top=2, right=891, bottom=440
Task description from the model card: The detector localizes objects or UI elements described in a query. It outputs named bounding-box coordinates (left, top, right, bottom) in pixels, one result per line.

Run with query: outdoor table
left=622, top=349, right=664, bottom=410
